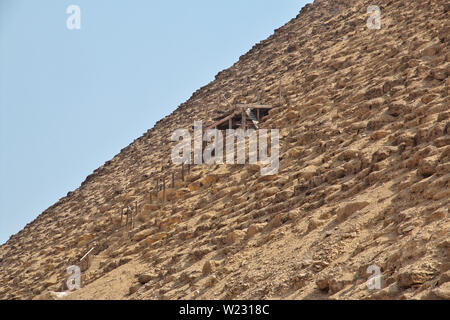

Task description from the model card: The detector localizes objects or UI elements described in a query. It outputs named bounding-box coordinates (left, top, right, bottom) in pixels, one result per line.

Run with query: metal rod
left=134, top=201, right=137, bottom=229
left=80, top=247, right=95, bottom=262
left=279, top=80, right=282, bottom=104
left=163, top=176, right=166, bottom=205
left=202, top=129, right=206, bottom=152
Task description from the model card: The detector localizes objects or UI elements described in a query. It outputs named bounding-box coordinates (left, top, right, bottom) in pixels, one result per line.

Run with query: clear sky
left=0, top=0, right=310, bottom=245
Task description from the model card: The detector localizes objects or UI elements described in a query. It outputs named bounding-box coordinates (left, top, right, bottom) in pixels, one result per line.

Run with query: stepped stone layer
left=0, top=0, right=449, bottom=300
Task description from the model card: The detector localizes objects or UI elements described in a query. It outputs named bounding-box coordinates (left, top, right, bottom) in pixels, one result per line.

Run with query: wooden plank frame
left=206, top=104, right=273, bottom=131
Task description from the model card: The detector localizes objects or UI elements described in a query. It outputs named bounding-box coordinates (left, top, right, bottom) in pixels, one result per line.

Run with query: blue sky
left=0, top=0, right=310, bottom=245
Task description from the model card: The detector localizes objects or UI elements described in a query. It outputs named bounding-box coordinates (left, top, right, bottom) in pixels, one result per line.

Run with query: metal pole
left=279, top=80, right=282, bottom=104
left=134, top=201, right=137, bottom=228
left=163, top=176, right=166, bottom=206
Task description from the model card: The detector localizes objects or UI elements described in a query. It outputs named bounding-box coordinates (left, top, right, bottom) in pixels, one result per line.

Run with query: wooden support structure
left=206, top=110, right=236, bottom=131
left=171, top=172, right=175, bottom=188
left=181, top=163, right=184, bottom=181
left=206, top=103, right=273, bottom=131
left=235, top=104, right=274, bottom=109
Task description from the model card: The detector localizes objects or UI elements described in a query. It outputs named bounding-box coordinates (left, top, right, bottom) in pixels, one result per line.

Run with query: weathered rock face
left=0, top=0, right=448, bottom=300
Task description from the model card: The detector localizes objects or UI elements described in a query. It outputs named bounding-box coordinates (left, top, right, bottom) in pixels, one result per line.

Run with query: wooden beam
left=236, top=103, right=273, bottom=109
left=206, top=110, right=237, bottom=130
left=207, top=103, right=272, bottom=131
